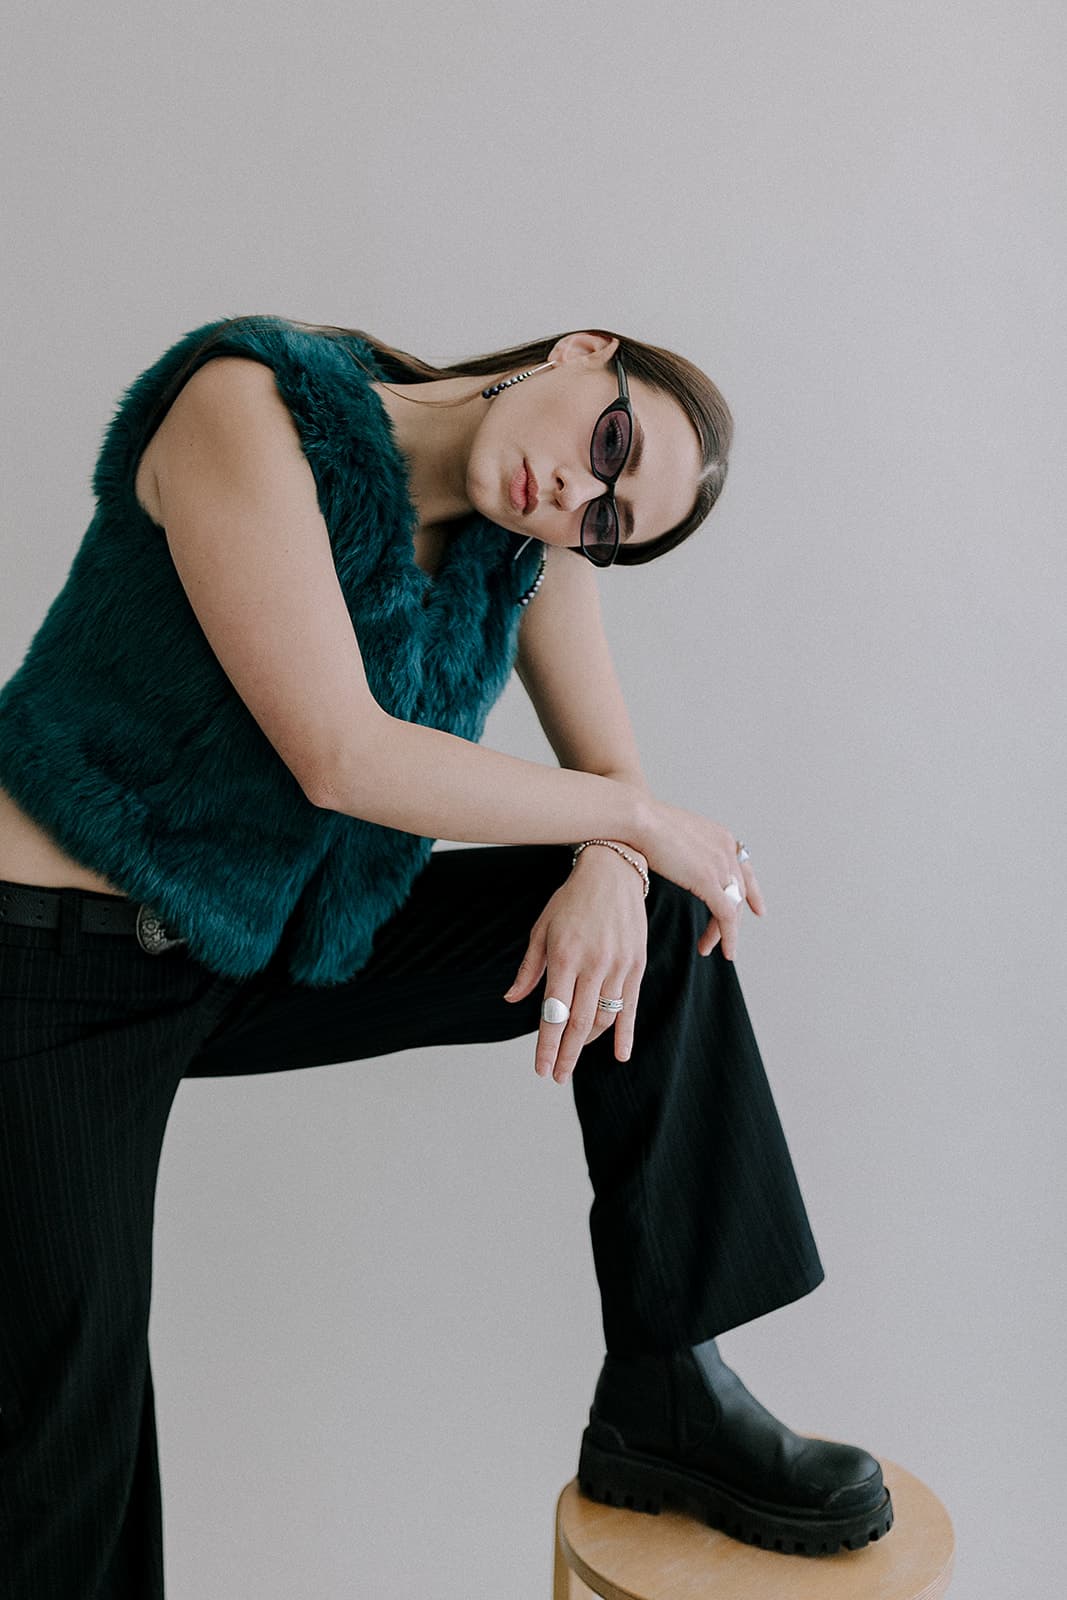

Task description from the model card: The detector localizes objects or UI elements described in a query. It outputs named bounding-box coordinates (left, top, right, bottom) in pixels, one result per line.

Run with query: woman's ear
left=548, top=330, right=620, bottom=367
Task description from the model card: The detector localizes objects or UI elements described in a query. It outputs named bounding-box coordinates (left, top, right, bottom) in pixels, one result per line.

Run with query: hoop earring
left=482, top=361, right=556, bottom=398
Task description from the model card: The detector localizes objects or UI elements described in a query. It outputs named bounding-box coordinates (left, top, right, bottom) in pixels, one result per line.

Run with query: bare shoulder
left=134, top=356, right=291, bottom=526
left=528, top=540, right=600, bottom=608
left=531, top=539, right=599, bottom=604
left=542, top=538, right=587, bottom=575
left=516, top=541, right=602, bottom=670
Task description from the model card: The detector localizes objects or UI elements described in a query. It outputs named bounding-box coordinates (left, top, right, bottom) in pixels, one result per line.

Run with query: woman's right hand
left=634, top=796, right=766, bottom=960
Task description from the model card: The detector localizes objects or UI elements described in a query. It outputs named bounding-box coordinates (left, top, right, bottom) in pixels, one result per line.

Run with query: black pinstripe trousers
left=0, top=844, right=824, bottom=1598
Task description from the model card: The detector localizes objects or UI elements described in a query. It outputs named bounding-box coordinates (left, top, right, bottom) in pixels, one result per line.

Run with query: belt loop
left=57, top=888, right=83, bottom=958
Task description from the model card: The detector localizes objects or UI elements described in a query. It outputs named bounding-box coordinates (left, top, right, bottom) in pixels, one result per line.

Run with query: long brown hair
left=156, top=314, right=734, bottom=566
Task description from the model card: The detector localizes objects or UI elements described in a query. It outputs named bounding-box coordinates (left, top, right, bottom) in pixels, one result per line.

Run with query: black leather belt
left=0, top=882, right=188, bottom=954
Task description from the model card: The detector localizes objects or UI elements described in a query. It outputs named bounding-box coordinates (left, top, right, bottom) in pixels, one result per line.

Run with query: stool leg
left=553, top=1512, right=573, bottom=1600
left=556, top=1523, right=572, bottom=1600
left=555, top=1503, right=604, bottom=1600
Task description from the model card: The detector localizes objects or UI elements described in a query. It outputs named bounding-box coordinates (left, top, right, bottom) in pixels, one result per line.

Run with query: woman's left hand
left=502, top=848, right=648, bottom=1084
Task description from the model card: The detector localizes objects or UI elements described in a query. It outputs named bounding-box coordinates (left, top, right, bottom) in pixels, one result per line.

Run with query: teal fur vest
left=0, top=315, right=547, bottom=985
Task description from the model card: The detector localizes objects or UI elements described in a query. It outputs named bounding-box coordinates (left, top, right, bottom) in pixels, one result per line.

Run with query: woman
left=0, top=313, right=892, bottom=1593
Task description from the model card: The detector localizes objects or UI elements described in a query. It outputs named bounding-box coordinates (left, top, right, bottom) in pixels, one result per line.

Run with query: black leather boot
left=577, top=1338, right=894, bottom=1555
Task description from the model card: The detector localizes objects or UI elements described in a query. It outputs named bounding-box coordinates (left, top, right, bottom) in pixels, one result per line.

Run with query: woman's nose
left=555, top=468, right=602, bottom=512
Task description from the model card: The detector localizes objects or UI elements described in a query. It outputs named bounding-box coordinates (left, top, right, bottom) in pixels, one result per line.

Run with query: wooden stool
left=553, top=1455, right=955, bottom=1599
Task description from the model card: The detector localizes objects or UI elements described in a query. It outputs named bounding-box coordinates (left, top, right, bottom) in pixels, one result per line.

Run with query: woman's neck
left=370, top=375, right=501, bottom=529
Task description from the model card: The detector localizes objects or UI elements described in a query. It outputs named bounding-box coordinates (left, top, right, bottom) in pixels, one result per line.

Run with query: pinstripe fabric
left=0, top=847, right=823, bottom=1596
left=0, top=892, right=237, bottom=1598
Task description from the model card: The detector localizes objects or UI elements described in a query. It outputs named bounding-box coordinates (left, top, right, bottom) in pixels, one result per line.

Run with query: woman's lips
left=524, top=464, right=539, bottom=513
left=509, top=461, right=539, bottom=515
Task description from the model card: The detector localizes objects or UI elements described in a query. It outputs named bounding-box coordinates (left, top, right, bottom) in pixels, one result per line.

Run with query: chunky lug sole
left=578, top=1425, right=894, bottom=1556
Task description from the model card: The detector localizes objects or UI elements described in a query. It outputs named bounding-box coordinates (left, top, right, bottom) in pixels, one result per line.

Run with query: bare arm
left=314, top=714, right=651, bottom=848
left=145, top=353, right=650, bottom=852
left=514, top=542, right=648, bottom=783
left=512, top=538, right=654, bottom=867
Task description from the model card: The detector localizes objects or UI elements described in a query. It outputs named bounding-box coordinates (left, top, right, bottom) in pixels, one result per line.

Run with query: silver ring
left=597, top=996, right=625, bottom=1013
left=723, top=877, right=743, bottom=907
left=736, top=840, right=751, bottom=863
left=541, top=996, right=571, bottom=1025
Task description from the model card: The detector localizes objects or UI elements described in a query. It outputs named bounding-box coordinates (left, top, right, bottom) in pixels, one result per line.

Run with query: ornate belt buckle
left=135, top=903, right=188, bottom=955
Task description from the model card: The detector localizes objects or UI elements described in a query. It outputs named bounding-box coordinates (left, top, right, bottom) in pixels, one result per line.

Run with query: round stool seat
left=553, top=1454, right=955, bottom=1599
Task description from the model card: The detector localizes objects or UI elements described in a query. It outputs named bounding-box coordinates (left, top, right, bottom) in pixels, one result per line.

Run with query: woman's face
left=465, top=332, right=704, bottom=556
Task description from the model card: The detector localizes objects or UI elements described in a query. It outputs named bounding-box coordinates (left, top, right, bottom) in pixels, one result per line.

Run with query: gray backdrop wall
left=2, top=2, right=1063, bottom=1596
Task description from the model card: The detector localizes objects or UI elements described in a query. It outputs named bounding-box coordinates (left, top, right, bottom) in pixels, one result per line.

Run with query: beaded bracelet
left=571, top=839, right=650, bottom=898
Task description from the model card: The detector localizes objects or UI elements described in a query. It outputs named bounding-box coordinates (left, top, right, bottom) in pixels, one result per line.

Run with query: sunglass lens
left=581, top=498, right=619, bottom=565
left=591, top=406, right=632, bottom=479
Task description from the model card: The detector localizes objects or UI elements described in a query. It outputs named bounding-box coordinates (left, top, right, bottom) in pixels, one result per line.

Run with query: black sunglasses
left=580, top=352, right=634, bottom=568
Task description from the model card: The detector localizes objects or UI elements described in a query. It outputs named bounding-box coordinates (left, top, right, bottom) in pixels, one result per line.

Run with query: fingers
left=700, top=845, right=766, bottom=960
left=611, top=967, right=642, bottom=1062
left=708, top=882, right=742, bottom=961
left=701, top=873, right=748, bottom=960
left=503, top=931, right=546, bottom=1002
left=740, top=858, right=766, bottom=916
left=536, top=966, right=633, bottom=1085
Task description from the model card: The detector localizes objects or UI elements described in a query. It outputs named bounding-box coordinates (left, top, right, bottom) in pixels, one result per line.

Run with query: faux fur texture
left=0, top=315, right=546, bottom=985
